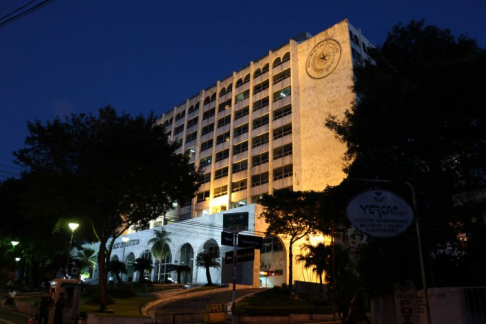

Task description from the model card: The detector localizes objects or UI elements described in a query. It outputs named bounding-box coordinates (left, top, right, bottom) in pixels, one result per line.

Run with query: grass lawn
left=78, top=295, right=156, bottom=317
left=177, top=285, right=225, bottom=295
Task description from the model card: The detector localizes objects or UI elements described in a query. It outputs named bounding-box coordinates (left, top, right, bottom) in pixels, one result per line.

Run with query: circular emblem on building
left=306, top=39, right=342, bottom=79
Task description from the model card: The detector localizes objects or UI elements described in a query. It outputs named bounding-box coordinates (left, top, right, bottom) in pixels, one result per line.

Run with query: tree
left=296, top=243, right=328, bottom=293
left=195, top=251, right=221, bottom=285
left=166, top=264, right=191, bottom=284
left=259, top=189, right=321, bottom=292
left=325, top=20, right=486, bottom=290
left=75, top=248, right=97, bottom=278
left=147, top=229, right=171, bottom=282
left=133, top=258, right=153, bottom=282
left=106, top=260, right=127, bottom=284
left=14, top=107, right=201, bottom=311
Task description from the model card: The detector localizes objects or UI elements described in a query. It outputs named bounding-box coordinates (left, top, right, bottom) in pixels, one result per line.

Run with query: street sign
left=224, top=247, right=254, bottom=265
left=238, top=234, right=263, bottom=250
left=221, top=231, right=234, bottom=246
left=346, top=189, right=414, bottom=238
left=223, top=212, right=249, bottom=233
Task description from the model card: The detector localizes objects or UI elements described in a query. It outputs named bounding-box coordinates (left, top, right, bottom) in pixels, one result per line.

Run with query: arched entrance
left=179, top=243, right=194, bottom=283
left=126, top=252, right=135, bottom=282
left=260, top=235, right=286, bottom=288
left=140, top=249, right=153, bottom=281
left=154, top=248, right=172, bottom=283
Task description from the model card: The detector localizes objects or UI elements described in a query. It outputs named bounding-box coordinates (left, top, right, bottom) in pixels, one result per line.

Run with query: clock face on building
left=306, top=39, right=342, bottom=79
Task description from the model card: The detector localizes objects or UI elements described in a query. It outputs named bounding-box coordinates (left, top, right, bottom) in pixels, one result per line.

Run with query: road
left=0, top=308, right=32, bottom=324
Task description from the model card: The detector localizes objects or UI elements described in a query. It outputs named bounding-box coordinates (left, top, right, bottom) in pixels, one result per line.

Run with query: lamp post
left=11, top=241, right=19, bottom=247
left=65, top=222, right=79, bottom=278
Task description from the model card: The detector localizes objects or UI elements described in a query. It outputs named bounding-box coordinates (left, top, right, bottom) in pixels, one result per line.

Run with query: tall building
left=87, top=19, right=373, bottom=288
left=155, top=18, right=372, bottom=224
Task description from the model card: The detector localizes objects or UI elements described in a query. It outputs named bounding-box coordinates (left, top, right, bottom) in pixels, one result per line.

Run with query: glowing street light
left=65, top=222, right=80, bottom=277
left=15, top=257, right=21, bottom=262
left=11, top=241, right=19, bottom=247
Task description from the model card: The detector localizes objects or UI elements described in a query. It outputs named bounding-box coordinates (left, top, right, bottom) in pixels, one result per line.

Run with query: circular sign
left=346, top=189, right=414, bottom=238
left=306, top=39, right=342, bottom=79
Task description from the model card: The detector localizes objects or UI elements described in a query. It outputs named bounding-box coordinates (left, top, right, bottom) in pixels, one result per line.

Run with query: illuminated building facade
left=86, top=19, right=373, bottom=288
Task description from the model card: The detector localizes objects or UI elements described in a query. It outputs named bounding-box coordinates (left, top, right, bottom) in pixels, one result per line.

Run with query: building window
left=231, top=199, right=247, bottom=209
left=262, top=64, right=269, bottom=73
left=175, top=110, right=186, bottom=122
left=273, top=123, right=292, bottom=139
left=187, top=116, right=198, bottom=128
left=216, top=131, right=230, bottom=145
left=215, top=149, right=229, bottom=162
left=174, top=137, right=183, bottom=146
left=219, top=88, right=226, bottom=97
left=184, top=147, right=195, bottom=157
left=252, top=151, right=269, bottom=167
left=273, top=57, right=282, bottom=68
left=253, top=68, right=261, bottom=79
left=188, top=103, right=199, bottom=114
left=253, top=97, right=269, bottom=112
left=251, top=193, right=266, bottom=204
left=273, top=86, right=291, bottom=102
left=174, top=124, right=184, bottom=135
left=199, top=156, right=212, bottom=168
left=186, top=131, right=198, bottom=143
left=203, top=108, right=216, bottom=120
left=213, top=185, right=228, bottom=198
left=262, top=236, right=283, bottom=253
left=214, top=166, right=229, bottom=180
left=253, top=114, right=269, bottom=129
left=200, top=139, right=213, bottom=152
left=235, top=90, right=250, bottom=103
left=226, top=83, right=233, bottom=93
left=232, top=159, right=248, bottom=173
left=234, top=123, right=249, bottom=137
left=197, top=190, right=210, bottom=202
left=199, top=172, right=211, bottom=184
left=282, top=52, right=290, bottom=62
left=210, top=93, right=216, bottom=102
left=273, top=69, right=291, bottom=84
left=273, top=143, right=292, bottom=159
left=273, top=104, right=292, bottom=120
left=253, top=80, right=269, bottom=94
left=236, top=78, right=243, bottom=88
left=233, top=141, right=248, bottom=155
left=218, top=99, right=232, bottom=112
left=217, top=115, right=231, bottom=128
left=163, top=117, right=173, bottom=127
left=243, top=73, right=250, bottom=84
left=232, top=179, right=247, bottom=192
left=204, top=96, right=211, bottom=105
left=252, top=172, right=269, bottom=187
left=252, top=132, right=269, bottom=148
left=201, top=123, right=214, bottom=136
left=234, top=106, right=249, bottom=120
left=273, top=164, right=293, bottom=180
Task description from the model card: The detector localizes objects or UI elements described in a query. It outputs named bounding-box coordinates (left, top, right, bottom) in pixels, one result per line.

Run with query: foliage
left=147, top=228, right=171, bottom=281
left=166, top=264, right=191, bottom=283
left=195, top=251, right=221, bottom=285
left=259, top=189, right=321, bottom=292
left=296, top=243, right=328, bottom=293
left=13, top=106, right=201, bottom=310
left=133, top=258, right=153, bottom=282
left=325, top=20, right=486, bottom=290
left=106, top=260, right=127, bottom=284
left=76, top=248, right=97, bottom=273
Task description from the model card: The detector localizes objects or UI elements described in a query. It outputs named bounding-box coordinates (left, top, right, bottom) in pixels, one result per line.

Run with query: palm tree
left=297, top=242, right=328, bottom=293
left=106, top=260, right=127, bottom=284
left=133, top=257, right=153, bottom=282
left=147, top=228, right=171, bottom=282
left=75, top=248, right=97, bottom=278
left=166, top=264, right=191, bottom=284
left=195, top=251, right=221, bottom=285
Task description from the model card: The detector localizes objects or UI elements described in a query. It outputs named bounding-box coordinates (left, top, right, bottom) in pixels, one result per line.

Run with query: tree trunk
left=98, top=244, right=108, bottom=312
left=205, top=267, right=212, bottom=285
left=319, top=273, right=323, bottom=293
left=288, top=241, right=293, bottom=292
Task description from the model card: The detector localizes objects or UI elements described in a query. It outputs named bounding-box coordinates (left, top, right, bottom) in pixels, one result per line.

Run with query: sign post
left=223, top=212, right=249, bottom=324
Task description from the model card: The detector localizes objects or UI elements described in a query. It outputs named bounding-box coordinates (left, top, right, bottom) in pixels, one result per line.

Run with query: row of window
left=196, top=164, right=292, bottom=200
left=197, top=144, right=292, bottom=184
left=169, top=87, right=291, bottom=138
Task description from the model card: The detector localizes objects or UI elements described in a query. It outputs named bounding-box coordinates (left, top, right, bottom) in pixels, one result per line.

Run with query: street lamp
left=65, top=222, right=79, bottom=277
left=11, top=241, right=19, bottom=247
left=15, top=257, right=21, bottom=262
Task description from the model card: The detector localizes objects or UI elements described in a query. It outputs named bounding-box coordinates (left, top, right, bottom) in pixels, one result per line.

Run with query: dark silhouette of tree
left=195, top=251, right=221, bottom=285
left=325, top=20, right=486, bottom=290
left=13, top=107, right=201, bottom=311
left=296, top=243, right=327, bottom=293
left=259, top=189, right=321, bottom=292
left=148, top=229, right=171, bottom=282
left=75, top=248, right=97, bottom=278
left=133, top=258, right=153, bottom=282
left=106, top=260, right=127, bottom=284
left=166, top=264, right=191, bottom=283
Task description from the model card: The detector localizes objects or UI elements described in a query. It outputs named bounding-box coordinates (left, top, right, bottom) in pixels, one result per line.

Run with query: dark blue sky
left=1, top=0, right=485, bottom=177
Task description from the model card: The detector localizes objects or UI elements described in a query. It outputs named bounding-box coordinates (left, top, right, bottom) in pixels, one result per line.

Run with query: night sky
left=1, top=0, right=485, bottom=178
